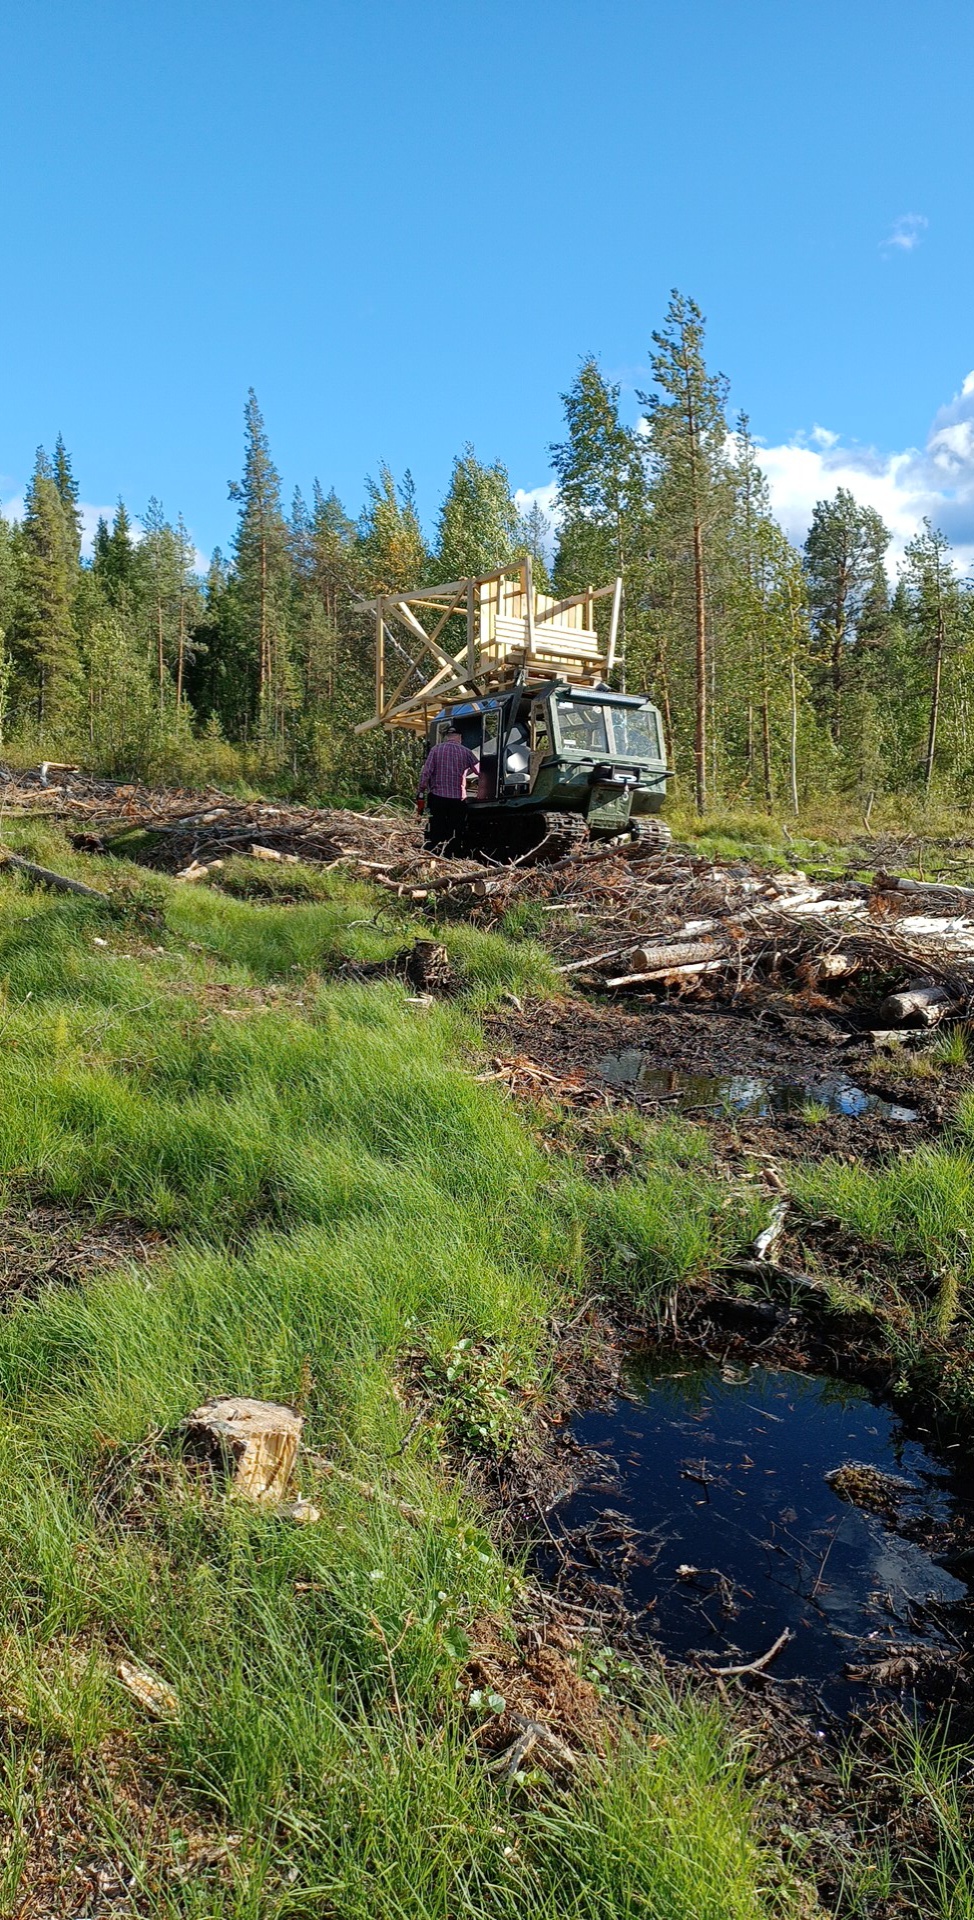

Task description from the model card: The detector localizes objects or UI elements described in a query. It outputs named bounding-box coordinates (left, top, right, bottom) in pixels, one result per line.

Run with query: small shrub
left=107, top=874, right=167, bottom=931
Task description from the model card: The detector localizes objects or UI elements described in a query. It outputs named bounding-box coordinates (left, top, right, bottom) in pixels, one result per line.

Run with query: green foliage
left=9, top=448, right=82, bottom=729
left=551, top=358, right=647, bottom=602
left=0, top=858, right=787, bottom=1917
left=436, top=445, right=523, bottom=580
left=10, top=306, right=974, bottom=813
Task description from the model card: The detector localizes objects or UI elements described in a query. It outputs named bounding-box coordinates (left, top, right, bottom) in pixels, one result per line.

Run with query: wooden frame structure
left=354, top=559, right=623, bottom=734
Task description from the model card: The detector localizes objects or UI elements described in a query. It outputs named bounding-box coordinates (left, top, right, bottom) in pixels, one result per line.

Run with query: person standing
left=416, top=725, right=478, bottom=854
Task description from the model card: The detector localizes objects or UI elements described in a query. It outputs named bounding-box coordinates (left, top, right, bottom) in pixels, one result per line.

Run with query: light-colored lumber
left=604, top=959, right=726, bottom=987
left=606, top=573, right=622, bottom=672
left=184, top=1396, right=303, bottom=1504
left=628, top=939, right=723, bottom=972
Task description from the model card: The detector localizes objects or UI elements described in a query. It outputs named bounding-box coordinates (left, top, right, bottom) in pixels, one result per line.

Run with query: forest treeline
left=0, top=290, right=970, bottom=808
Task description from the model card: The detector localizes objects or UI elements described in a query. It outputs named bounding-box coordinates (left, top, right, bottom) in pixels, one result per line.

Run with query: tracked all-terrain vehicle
left=355, top=561, right=671, bottom=860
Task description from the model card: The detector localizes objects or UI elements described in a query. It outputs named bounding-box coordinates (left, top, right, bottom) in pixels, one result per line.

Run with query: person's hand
left=415, top=794, right=425, bottom=816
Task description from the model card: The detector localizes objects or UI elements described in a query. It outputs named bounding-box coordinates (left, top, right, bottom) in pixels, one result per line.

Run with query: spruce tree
left=11, top=448, right=81, bottom=729
left=93, top=498, right=136, bottom=608
left=52, top=432, right=83, bottom=571
left=229, top=390, right=293, bottom=741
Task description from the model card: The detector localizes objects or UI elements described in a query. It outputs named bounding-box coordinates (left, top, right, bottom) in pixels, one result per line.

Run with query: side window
left=530, top=701, right=551, bottom=753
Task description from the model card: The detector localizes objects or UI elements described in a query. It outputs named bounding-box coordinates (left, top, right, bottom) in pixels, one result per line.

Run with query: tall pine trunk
left=789, top=653, right=799, bottom=815
left=682, top=382, right=708, bottom=813
left=925, top=595, right=946, bottom=792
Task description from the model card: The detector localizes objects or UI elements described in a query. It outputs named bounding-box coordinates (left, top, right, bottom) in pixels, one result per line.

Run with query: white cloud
left=882, top=212, right=928, bottom=253
left=757, top=370, right=974, bottom=574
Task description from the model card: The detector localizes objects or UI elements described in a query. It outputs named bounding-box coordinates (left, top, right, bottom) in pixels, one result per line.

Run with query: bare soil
left=483, top=989, right=959, bottom=1159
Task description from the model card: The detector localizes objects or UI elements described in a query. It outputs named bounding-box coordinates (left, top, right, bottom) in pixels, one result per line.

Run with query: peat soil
left=483, top=988, right=961, bottom=1159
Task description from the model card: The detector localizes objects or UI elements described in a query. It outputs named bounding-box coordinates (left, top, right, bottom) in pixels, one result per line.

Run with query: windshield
left=555, top=695, right=661, bottom=761
left=610, top=706, right=661, bottom=760
left=554, top=696, right=609, bottom=753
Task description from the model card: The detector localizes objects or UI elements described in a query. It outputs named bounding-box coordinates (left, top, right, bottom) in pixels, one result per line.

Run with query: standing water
left=540, top=1363, right=974, bottom=1712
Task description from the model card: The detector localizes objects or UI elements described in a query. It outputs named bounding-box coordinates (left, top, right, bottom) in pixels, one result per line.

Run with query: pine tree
left=640, top=293, right=730, bottom=812
left=229, top=390, right=293, bottom=740
left=297, top=482, right=358, bottom=707
left=10, top=448, right=81, bottom=729
left=901, top=521, right=969, bottom=791
left=134, top=500, right=201, bottom=713
left=722, top=418, right=813, bottom=806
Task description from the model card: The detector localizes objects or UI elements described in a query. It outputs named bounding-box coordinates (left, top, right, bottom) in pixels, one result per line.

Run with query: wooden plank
left=533, top=582, right=616, bottom=626
left=606, top=575, right=623, bottom=672
left=392, top=599, right=465, bottom=676
left=523, top=555, right=535, bottom=658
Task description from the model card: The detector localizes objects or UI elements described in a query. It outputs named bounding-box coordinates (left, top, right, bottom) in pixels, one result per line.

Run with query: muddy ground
left=483, top=987, right=961, bottom=1160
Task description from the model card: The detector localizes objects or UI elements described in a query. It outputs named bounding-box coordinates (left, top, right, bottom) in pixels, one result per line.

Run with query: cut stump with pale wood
left=184, top=1396, right=303, bottom=1504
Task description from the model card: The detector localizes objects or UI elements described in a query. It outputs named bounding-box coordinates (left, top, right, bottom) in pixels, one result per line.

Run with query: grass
left=0, top=830, right=788, bottom=1917
left=667, top=793, right=974, bottom=885
left=834, top=1719, right=974, bottom=1919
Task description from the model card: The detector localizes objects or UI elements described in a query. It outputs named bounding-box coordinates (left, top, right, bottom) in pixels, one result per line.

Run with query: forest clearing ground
left=0, top=797, right=970, bottom=1913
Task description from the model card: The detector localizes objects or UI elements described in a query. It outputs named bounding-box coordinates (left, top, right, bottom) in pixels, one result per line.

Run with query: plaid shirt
left=418, top=738, right=478, bottom=800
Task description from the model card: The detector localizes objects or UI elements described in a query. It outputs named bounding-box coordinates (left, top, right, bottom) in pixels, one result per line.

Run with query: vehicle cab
left=429, top=681, right=670, bottom=834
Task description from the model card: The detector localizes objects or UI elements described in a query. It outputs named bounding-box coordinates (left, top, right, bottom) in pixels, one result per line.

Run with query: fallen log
left=604, top=959, right=726, bottom=988
left=877, top=981, right=953, bottom=1028
left=874, top=870, right=974, bottom=904
left=628, top=939, right=723, bottom=973
left=557, top=942, right=637, bottom=976
left=0, top=849, right=110, bottom=902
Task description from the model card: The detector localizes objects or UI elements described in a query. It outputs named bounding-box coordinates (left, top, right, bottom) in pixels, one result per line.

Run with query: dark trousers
left=425, top=795, right=467, bottom=855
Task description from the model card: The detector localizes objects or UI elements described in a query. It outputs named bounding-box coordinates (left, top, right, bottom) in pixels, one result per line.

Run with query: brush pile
left=0, top=765, right=421, bottom=868
left=7, top=762, right=974, bottom=1020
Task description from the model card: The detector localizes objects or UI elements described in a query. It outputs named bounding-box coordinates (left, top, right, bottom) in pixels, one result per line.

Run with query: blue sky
left=3, top=0, right=974, bottom=566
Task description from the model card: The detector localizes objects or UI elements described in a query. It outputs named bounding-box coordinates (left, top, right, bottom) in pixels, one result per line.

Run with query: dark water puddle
left=540, top=1362, right=974, bottom=1714
left=594, top=1056, right=918, bottom=1123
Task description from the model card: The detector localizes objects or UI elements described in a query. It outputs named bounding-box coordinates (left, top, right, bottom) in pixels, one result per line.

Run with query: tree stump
left=183, top=1396, right=303, bottom=1504
left=403, top=941, right=454, bottom=993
